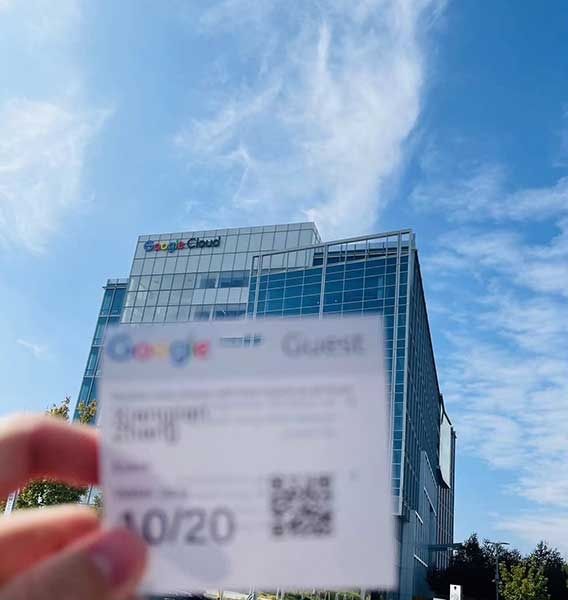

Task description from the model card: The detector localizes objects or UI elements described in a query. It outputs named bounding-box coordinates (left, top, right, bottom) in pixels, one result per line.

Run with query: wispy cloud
left=176, top=0, right=445, bottom=239
left=0, top=1, right=111, bottom=255
left=498, top=513, right=568, bottom=555
left=415, top=157, right=568, bottom=545
left=16, top=338, right=48, bottom=359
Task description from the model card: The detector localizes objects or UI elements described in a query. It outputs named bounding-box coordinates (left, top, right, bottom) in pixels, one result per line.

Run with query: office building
left=75, top=222, right=455, bottom=600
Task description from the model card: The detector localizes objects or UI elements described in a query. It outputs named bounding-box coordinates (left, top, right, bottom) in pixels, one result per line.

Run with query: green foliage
left=500, top=560, right=549, bottom=600
left=93, top=493, right=103, bottom=515
left=15, top=397, right=97, bottom=510
left=428, top=534, right=521, bottom=600
left=429, top=535, right=568, bottom=600
left=529, top=542, right=568, bottom=600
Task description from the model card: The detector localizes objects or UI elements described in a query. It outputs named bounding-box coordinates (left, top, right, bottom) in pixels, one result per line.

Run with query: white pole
left=3, top=491, right=18, bottom=515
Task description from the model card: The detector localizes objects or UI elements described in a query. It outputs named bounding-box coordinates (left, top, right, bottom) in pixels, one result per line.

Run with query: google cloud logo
left=144, top=237, right=221, bottom=253
left=106, top=333, right=210, bottom=366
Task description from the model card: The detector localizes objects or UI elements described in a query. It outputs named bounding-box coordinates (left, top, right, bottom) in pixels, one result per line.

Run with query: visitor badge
left=99, top=317, right=396, bottom=595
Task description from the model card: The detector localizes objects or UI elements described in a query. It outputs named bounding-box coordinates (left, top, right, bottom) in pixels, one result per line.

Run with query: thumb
left=0, top=528, right=148, bottom=600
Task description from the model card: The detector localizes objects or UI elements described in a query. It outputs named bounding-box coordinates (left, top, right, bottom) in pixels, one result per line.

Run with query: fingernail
left=87, top=528, right=147, bottom=589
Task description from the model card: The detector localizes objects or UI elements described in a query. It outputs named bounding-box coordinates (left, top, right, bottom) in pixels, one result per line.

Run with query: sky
left=0, top=0, right=567, bottom=556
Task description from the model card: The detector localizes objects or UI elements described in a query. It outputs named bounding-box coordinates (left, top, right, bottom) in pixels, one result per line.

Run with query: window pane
left=169, top=290, right=181, bottom=305
left=146, top=291, right=159, bottom=305
left=110, top=288, right=125, bottom=315
left=101, top=290, right=113, bottom=314
left=172, top=274, right=185, bottom=289
left=161, top=274, right=173, bottom=289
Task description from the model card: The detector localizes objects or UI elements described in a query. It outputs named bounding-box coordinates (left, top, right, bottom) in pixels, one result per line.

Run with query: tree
left=500, top=560, right=549, bottom=600
left=529, top=542, right=568, bottom=600
left=16, top=397, right=97, bottom=509
left=428, top=534, right=522, bottom=600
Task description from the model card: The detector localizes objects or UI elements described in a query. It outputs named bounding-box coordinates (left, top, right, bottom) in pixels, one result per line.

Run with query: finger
left=0, top=505, right=100, bottom=585
left=0, top=527, right=148, bottom=600
left=0, top=415, right=99, bottom=498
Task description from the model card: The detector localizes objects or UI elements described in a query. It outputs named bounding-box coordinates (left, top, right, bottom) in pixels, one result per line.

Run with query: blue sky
left=1, top=0, right=567, bottom=555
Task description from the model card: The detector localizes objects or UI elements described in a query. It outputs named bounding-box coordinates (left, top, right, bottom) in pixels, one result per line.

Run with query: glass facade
left=122, top=223, right=320, bottom=325
left=75, top=222, right=454, bottom=600
left=73, top=279, right=127, bottom=422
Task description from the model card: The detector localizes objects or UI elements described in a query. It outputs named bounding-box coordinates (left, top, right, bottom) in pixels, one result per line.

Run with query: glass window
left=248, top=233, right=262, bottom=251
left=101, top=289, right=113, bottom=315
left=324, top=280, right=343, bottom=294
left=93, top=317, right=107, bottom=344
left=172, top=274, right=185, bottom=289
left=266, top=287, right=284, bottom=300
left=303, top=283, right=321, bottom=296
left=267, top=299, right=283, bottom=312
left=121, top=307, right=133, bottom=323
left=286, top=229, right=300, bottom=247
left=209, top=254, right=222, bottom=271
left=163, top=257, right=176, bottom=274
left=110, top=288, right=126, bottom=315
left=125, top=292, right=136, bottom=307
left=198, top=274, right=217, bottom=289
left=198, top=254, right=212, bottom=272
left=131, top=259, right=143, bottom=276
left=344, top=278, right=364, bottom=291
left=221, top=253, right=235, bottom=270
left=299, top=230, right=314, bottom=246
left=284, top=297, right=302, bottom=310
left=261, top=232, right=274, bottom=250
left=146, top=291, right=159, bottom=305
left=138, top=276, right=151, bottom=291
left=180, top=289, right=193, bottom=304
left=183, top=274, right=195, bottom=289
left=187, top=255, right=200, bottom=271
left=158, top=290, right=170, bottom=305
left=78, top=378, right=92, bottom=403
left=165, top=306, right=178, bottom=322
left=284, top=284, right=302, bottom=298
left=85, top=347, right=99, bottom=376
left=149, top=275, right=161, bottom=290
left=134, top=291, right=147, bottom=307
left=193, top=306, right=211, bottom=321
left=142, top=306, right=155, bottom=323
left=218, top=272, right=232, bottom=288
left=236, top=235, right=250, bottom=252
left=142, top=260, right=154, bottom=275
left=161, top=274, right=173, bottom=289
left=177, top=305, right=190, bottom=321
left=128, top=277, right=139, bottom=292
left=169, top=289, right=181, bottom=305
left=302, top=295, right=320, bottom=308
left=324, top=292, right=342, bottom=305
left=223, top=235, right=238, bottom=252
left=233, top=253, right=246, bottom=269
left=175, top=255, right=188, bottom=273
left=154, top=306, right=166, bottom=322
left=152, top=257, right=166, bottom=275
left=131, top=307, right=143, bottom=323
left=273, top=231, right=287, bottom=249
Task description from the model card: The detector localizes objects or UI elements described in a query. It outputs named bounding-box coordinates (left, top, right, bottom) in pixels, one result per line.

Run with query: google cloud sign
left=144, top=236, right=221, bottom=253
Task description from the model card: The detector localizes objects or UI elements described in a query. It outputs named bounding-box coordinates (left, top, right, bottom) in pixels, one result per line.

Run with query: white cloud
left=16, top=338, right=48, bottom=359
left=177, top=0, right=445, bottom=239
left=498, top=513, right=568, bottom=555
left=411, top=158, right=568, bottom=223
left=416, top=164, right=568, bottom=542
left=0, top=98, right=109, bottom=254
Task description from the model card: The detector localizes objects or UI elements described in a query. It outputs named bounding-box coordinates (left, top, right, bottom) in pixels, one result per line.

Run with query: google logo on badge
left=106, top=333, right=209, bottom=366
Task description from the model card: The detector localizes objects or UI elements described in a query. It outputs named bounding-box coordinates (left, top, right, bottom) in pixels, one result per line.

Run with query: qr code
left=270, top=474, right=333, bottom=537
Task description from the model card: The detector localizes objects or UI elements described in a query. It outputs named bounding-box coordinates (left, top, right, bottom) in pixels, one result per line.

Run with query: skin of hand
left=0, top=415, right=148, bottom=600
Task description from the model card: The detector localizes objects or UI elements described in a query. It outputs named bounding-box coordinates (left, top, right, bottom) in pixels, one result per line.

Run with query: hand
left=0, top=415, right=148, bottom=599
